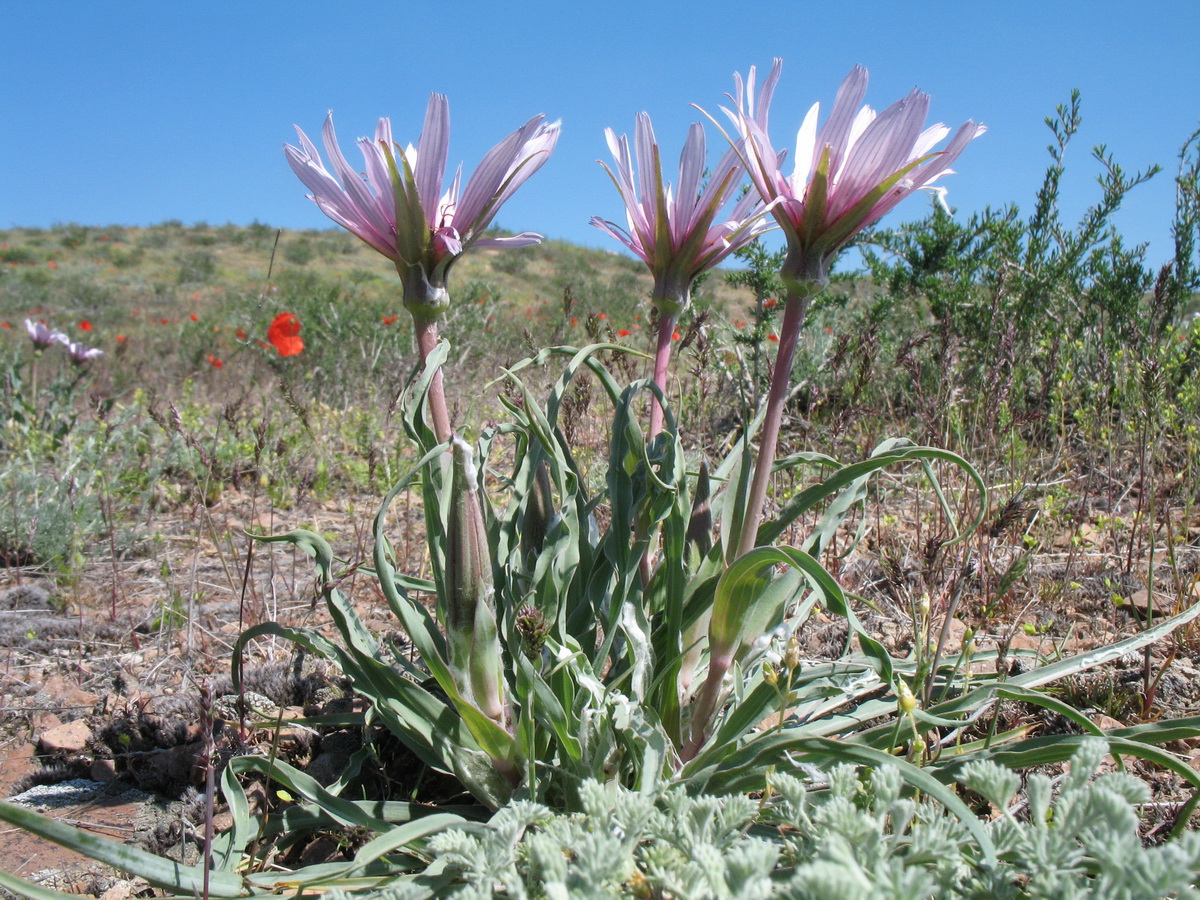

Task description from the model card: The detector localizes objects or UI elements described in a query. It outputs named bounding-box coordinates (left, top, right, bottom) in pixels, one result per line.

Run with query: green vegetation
left=0, top=97, right=1199, bottom=897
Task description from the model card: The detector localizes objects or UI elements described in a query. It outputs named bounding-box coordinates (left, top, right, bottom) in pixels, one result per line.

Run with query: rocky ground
left=3, top=484, right=1200, bottom=894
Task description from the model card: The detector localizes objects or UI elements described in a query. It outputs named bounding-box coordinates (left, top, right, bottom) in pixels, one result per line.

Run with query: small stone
left=1127, top=588, right=1174, bottom=618
left=99, top=879, right=148, bottom=900
left=41, top=675, right=98, bottom=713
left=90, top=758, right=118, bottom=783
left=33, top=711, right=62, bottom=733
left=937, top=618, right=970, bottom=655
left=1091, top=714, right=1124, bottom=732
left=39, top=719, right=92, bottom=754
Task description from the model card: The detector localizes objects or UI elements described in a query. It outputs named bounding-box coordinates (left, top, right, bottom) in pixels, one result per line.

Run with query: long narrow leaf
left=0, top=800, right=245, bottom=896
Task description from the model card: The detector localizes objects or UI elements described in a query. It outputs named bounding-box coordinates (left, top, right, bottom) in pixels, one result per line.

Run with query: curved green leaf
left=0, top=800, right=244, bottom=896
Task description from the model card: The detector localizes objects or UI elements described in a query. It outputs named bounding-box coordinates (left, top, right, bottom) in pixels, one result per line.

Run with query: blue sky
left=3, top=1, right=1197, bottom=269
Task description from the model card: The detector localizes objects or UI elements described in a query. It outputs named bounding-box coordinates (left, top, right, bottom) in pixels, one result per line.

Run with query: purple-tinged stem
left=638, top=311, right=678, bottom=588
left=413, top=317, right=453, bottom=444
left=648, top=312, right=677, bottom=440
left=734, top=276, right=819, bottom=561
left=681, top=651, right=732, bottom=761
left=684, top=281, right=812, bottom=755
left=402, top=266, right=454, bottom=445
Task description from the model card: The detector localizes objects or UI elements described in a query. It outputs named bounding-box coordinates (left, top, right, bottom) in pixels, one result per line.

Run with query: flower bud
left=782, top=635, right=801, bottom=672
left=897, top=681, right=917, bottom=716
left=685, top=460, right=713, bottom=561
left=521, top=459, right=554, bottom=561
left=445, top=436, right=505, bottom=724
left=762, top=663, right=779, bottom=686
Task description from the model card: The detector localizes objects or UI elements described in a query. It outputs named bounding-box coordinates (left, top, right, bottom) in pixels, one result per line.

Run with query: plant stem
left=648, top=312, right=677, bottom=440
left=735, top=281, right=815, bottom=560
left=401, top=266, right=453, bottom=445
left=413, top=317, right=452, bottom=444
left=639, top=312, right=678, bottom=587
left=681, top=653, right=732, bottom=761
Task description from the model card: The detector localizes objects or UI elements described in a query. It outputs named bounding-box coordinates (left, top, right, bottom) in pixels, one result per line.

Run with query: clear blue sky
left=3, top=1, right=1197, bottom=269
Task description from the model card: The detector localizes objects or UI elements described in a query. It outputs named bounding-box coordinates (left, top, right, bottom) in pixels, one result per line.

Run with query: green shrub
left=176, top=249, right=217, bottom=284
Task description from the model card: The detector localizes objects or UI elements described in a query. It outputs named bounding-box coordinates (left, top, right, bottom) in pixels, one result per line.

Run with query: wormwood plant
left=347, top=739, right=1200, bottom=898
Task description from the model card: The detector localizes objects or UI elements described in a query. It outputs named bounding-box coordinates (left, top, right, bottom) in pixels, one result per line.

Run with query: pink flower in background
left=720, top=59, right=986, bottom=283
left=591, top=112, right=771, bottom=315
left=64, top=340, right=103, bottom=363
left=285, top=95, right=560, bottom=287
left=24, top=319, right=66, bottom=350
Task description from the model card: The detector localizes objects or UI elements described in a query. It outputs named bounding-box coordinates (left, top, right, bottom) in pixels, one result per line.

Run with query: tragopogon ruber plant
left=258, top=64, right=986, bottom=811
left=713, top=59, right=986, bottom=560
left=24, top=319, right=66, bottom=351
left=592, top=113, right=771, bottom=439
left=680, top=60, right=985, bottom=757
left=285, top=96, right=559, bottom=441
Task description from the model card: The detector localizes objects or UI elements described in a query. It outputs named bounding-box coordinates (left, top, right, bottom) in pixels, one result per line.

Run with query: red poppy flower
left=236, top=327, right=247, bottom=340
left=160, top=318, right=169, bottom=325
left=267, top=312, right=304, bottom=357
left=672, top=330, right=681, bottom=341
left=764, top=298, right=778, bottom=309
left=617, top=329, right=631, bottom=337
left=207, top=354, right=223, bottom=369
left=116, top=334, right=127, bottom=343
left=767, top=333, right=779, bottom=343
left=0, top=322, right=9, bottom=329
left=190, top=312, right=199, bottom=322
left=382, top=314, right=399, bottom=325
left=79, top=320, right=93, bottom=331
left=570, top=316, right=578, bottom=326
left=597, top=313, right=607, bottom=320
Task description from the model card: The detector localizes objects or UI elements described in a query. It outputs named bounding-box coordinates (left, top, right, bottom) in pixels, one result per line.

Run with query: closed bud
left=783, top=636, right=801, bottom=672
left=445, top=436, right=506, bottom=724
left=762, top=663, right=779, bottom=686
left=685, top=460, right=713, bottom=560
left=917, top=592, right=931, bottom=618
left=521, top=459, right=554, bottom=560
left=897, top=681, right=917, bottom=716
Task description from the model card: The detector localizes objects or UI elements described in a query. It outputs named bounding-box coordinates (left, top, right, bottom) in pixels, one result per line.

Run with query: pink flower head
left=719, top=60, right=985, bottom=284
left=63, top=340, right=103, bottom=363
left=591, top=113, right=771, bottom=315
left=24, top=318, right=67, bottom=350
left=285, top=95, right=560, bottom=290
